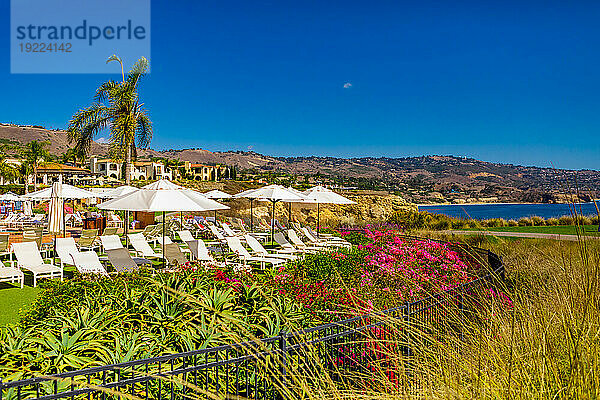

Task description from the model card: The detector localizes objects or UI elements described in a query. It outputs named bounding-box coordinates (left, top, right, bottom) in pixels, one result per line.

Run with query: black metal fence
left=0, top=236, right=504, bottom=400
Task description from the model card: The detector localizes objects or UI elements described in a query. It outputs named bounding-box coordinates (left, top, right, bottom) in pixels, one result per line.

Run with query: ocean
left=418, top=202, right=599, bottom=220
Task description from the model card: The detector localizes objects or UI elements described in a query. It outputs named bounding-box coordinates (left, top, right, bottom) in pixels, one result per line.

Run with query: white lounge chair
left=0, top=263, right=24, bottom=288
left=221, top=223, right=242, bottom=237
left=225, top=236, right=286, bottom=269
left=177, top=230, right=195, bottom=242
left=71, top=251, right=109, bottom=276
left=128, top=233, right=163, bottom=260
left=99, top=235, right=124, bottom=251
left=273, top=232, right=305, bottom=254
left=208, top=224, right=228, bottom=242
left=55, top=237, right=80, bottom=269
left=11, top=241, right=62, bottom=287
left=301, top=227, right=350, bottom=247
left=287, top=230, right=322, bottom=253
left=244, top=234, right=297, bottom=260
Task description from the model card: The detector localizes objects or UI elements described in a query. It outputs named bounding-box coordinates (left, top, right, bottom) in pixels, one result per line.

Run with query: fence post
left=458, top=287, right=464, bottom=343
left=279, top=330, right=288, bottom=400
left=403, top=302, right=411, bottom=376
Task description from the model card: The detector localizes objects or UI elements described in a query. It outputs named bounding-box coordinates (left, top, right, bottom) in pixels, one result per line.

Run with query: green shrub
left=485, top=218, right=506, bottom=228
left=546, top=217, right=559, bottom=226
left=508, top=219, right=519, bottom=227
left=558, top=216, right=574, bottom=225
left=518, top=217, right=533, bottom=226
left=339, top=231, right=371, bottom=245
left=531, top=216, right=545, bottom=226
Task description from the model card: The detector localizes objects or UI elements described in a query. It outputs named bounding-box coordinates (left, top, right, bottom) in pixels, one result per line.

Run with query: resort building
left=89, top=157, right=173, bottom=181
left=0, top=159, right=102, bottom=186
left=182, top=161, right=232, bottom=181
left=34, top=162, right=101, bottom=185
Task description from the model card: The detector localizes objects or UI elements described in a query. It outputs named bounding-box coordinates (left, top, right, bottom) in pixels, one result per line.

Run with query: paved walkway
left=442, top=230, right=600, bottom=241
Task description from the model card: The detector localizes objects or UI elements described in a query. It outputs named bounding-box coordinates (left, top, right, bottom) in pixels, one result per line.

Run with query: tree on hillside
left=164, top=158, right=184, bottom=180
left=67, top=55, right=153, bottom=184
left=22, top=140, right=50, bottom=191
left=61, top=147, right=87, bottom=167
left=0, top=157, right=20, bottom=185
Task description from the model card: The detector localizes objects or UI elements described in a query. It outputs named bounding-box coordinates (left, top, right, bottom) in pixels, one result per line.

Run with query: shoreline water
left=417, top=201, right=596, bottom=207
left=417, top=202, right=600, bottom=220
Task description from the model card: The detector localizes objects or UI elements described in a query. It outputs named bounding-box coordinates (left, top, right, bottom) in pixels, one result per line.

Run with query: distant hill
left=2, top=123, right=599, bottom=204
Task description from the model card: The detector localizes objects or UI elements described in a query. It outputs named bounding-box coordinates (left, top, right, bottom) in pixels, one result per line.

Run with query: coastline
left=417, top=201, right=596, bottom=207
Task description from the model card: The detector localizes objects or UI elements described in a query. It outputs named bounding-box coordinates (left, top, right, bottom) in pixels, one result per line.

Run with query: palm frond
left=94, top=81, right=119, bottom=103
left=135, top=108, right=153, bottom=149
left=125, top=57, right=149, bottom=88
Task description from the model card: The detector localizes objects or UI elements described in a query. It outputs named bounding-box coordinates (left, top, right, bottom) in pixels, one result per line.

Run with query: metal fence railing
left=0, top=236, right=504, bottom=400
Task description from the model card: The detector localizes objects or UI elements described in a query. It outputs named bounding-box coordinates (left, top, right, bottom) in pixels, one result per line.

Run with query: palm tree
left=67, top=55, right=153, bottom=184
left=22, top=141, right=50, bottom=191
left=0, top=157, right=20, bottom=185
left=61, top=148, right=78, bottom=165
left=164, top=158, right=183, bottom=180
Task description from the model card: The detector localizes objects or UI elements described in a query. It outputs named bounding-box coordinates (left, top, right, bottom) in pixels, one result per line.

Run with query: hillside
left=2, top=123, right=599, bottom=204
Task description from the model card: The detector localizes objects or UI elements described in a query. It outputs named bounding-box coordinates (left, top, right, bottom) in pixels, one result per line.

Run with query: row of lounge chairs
left=1, top=217, right=351, bottom=288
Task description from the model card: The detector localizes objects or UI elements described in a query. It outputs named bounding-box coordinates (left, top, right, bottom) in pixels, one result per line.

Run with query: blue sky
left=1, top=0, right=600, bottom=170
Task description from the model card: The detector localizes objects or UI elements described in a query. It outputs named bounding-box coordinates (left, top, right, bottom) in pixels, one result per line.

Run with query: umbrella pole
left=317, top=203, right=320, bottom=238
left=53, top=233, right=57, bottom=265
left=250, top=199, right=254, bottom=231
left=162, top=211, right=166, bottom=269
left=289, top=202, right=292, bottom=224
left=62, top=201, right=65, bottom=239
left=124, top=211, right=129, bottom=247
left=271, top=200, right=275, bottom=244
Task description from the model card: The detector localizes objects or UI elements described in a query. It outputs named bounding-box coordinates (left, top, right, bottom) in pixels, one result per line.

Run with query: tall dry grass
left=272, top=235, right=600, bottom=399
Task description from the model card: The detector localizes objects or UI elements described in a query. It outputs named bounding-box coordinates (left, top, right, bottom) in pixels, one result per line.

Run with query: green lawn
left=466, top=224, right=600, bottom=236
left=0, top=284, right=40, bottom=326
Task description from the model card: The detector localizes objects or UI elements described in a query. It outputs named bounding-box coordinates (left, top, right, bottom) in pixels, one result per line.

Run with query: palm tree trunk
left=24, top=167, right=29, bottom=194
left=125, top=146, right=131, bottom=185
left=33, top=165, right=37, bottom=191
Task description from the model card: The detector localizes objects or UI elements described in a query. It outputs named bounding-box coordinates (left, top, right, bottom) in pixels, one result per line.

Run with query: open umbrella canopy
left=142, top=180, right=183, bottom=190
left=286, top=187, right=314, bottom=203
left=233, top=188, right=259, bottom=198
left=25, top=184, right=98, bottom=200
left=98, top=179, right=228, bottom=212
left=104, top=185, right=139, bottom=199
left=204, top=189, right=232, bottom=199
left=303, top=186, right=356, bottom=205
left=48, top=181, right=64, bottom=235
left=0, top=192, right=22, bottom=201
left=242, top=184, right=305, bottom=202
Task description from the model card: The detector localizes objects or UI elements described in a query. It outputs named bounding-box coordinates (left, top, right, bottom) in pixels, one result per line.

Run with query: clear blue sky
left=1, top=0, right=599, bottom=170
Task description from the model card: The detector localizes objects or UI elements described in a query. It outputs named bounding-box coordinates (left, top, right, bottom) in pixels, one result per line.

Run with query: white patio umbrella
left=204, top=190, right=232, bottom=223
left=204, top=189, right=232, bottom=199
left=99, top=179, right=228, bottom=267
left=233, top=188, right=260, bottom=230
left=24, top=184, right=97, bottom=200
left=23, top=201, right=33, bottom=216
left=303, top=186, right=356, bottom=236
left=0, top=192, right=22, bottom=201
left=242, top=185, right=305, bottom=243
left=105, top=185, right=139, bottom=198
left=48, top=181, right=64, bottom=236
